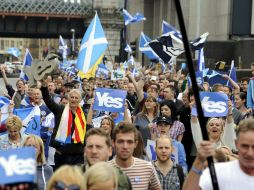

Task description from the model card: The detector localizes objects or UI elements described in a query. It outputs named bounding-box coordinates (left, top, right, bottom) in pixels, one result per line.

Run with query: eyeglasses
left=53, top=181, right=80, bottom=190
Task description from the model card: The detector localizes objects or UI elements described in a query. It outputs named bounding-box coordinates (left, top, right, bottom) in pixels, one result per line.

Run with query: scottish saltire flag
left=96, top=63, right=109, bottom=78
left=127, top=55, right=135, bottom=65
left=20, top=49, right=33, bottom=81
left=0, top=96, right=10, bottom=109
left=124, top=44, right=132, bottom=53
left=0, top=98, right=10, bottom=133
left=148, top=33, right=184, bottom=63
left=6, top=47, right=21, bottom=58
left=0, top=147, right=36, bottom=185
left=190, top=32, right=209, bottom=50
left=59, top=35, right=69, bottom=59
left=227, top=60, right=237, bottom=86
left=14, top=106, right=41, bottom=136
left=122, top=9, right=146, bottom=26
left=161, top=20, right=182, bottom=39
left=198, top=48, right=205, bottom=71
left=77, top=13, right=108, bottom=74
left=139, top=32, right=159, bottom=60
left=132, top=67, right=139, bottom=76
left=123, top=56, right=134, bottom=69
left=206, top=70, right=222, bottom=79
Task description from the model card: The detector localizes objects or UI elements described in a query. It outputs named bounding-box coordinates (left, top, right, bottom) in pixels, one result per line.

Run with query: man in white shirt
left=182, top=118, right=254, bottom=190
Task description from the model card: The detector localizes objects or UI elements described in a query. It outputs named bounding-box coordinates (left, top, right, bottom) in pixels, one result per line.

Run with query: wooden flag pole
left=173, top=0, right=219, bottom=189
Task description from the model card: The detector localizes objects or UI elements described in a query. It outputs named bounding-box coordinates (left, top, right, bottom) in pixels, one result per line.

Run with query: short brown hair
left=236, top=118, right=254, bottom=137
left=85, top=128, right=111, bottom=147
left=112, top=122, right=137, bottom=141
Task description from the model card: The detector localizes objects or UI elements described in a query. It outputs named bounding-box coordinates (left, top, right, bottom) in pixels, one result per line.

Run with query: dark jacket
left=41, top=86, right=91, bottom=155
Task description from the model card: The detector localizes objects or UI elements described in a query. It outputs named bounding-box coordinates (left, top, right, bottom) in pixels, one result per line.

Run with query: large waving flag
left=14, top=106, right=41, bottom=136
left=161, top=20, right=182, bottom=39
left=20, top=49, right=33, bottom=81
left=190, top=32, right=209, bottom=50
left=6, top=47, right=21, bottom=58
left=76, top=13, right=108, bottom=74
left=122, top=9, right=146, bottom=26
left=198, top=48, right=205, bottom=71
left=148, top=33, right=184, bottom=63
left=78, top=54, right=104, bottom=79
left=59, top=35, right=69, bottom=59
left=139, top=32, right=159, bottom=60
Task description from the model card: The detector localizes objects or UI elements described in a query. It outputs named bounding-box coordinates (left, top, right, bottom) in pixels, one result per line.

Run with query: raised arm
left=126, top=70, right=144, bottom=102
left=41, top=80, right=62, bottom=114
left=0, top=65, right=9, bottom=86
left=182, top=141, right=215, bottom=190
left=222, top=100, right=236, bottom=150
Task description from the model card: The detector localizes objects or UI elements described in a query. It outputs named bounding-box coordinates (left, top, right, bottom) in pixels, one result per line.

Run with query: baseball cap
left=156, top=116, right=172, bottom=125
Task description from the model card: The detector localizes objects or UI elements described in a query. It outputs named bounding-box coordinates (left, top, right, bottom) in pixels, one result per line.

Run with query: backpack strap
left=176, top=164, right=184, bottom=190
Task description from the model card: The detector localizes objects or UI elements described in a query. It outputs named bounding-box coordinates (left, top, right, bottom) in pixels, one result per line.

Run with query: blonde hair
left=84, top=162, right=118, bottom=190
left=23, top=134, right=46, bottom=165
left=68, top=89, right=82, bottom=100
left=206, top=117, right=224, bottom=131
left=47, top=165, right=85, bottom=190
left=6, top=115, right=23, bottom=131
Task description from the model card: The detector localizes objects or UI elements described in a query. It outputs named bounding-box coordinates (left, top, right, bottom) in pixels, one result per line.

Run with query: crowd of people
left=0, top=59, right=254, bottom=190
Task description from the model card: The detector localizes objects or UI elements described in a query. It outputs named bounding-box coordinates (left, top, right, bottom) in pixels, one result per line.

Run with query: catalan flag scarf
left=55, top=104, right=86, bottom=144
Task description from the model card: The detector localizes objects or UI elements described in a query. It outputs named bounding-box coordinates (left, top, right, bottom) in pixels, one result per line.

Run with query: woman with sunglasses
left=47, top=165, right=84, bottom=190
left=23, top=134, right=53, bottom=190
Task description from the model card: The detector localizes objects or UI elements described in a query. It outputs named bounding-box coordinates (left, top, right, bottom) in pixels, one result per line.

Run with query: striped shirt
left=108, top=157, right=161, bottom=190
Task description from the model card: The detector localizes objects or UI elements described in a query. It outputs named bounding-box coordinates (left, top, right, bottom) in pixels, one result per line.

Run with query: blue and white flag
left=198, top=48, right=205, bottom=71
left=132, top=67, right=139, bottom=77
left=139, top=32, right=159, bottom=60
left=93, top=88, right=127, bottom=113
left=96, top=63, right=109, bottom=78
left=159, top=61, right=166, bottom=72
left=191, top=92, right=228, bottom=117
left=190, top=32, right=209, bottom=51
left=122, top=9, right=146, bottom=26
left=20, top=49, right=33, bottom=81
left=59, top=35, right=69, bottom=59
left=0, top=147, right=36, bottom=185
left=77, top=13, right=108, bottom=74
left=124, top=44, right=132, bottom=53
left=227, top=60, right=237, bottom=86
left=161, top=20, right=182, bottom=39
left=148, top=32, right=184, bottom=63
left=6, top=47, right=21, bottom=58
left=14, top=106, right=41, bottom=136
left=0, top=96, right=10, bottom=109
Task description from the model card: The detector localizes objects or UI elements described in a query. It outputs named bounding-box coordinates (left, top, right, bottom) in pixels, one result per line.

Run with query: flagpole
left=173, top=1, right=219, bottom=190
left=226, top=60, right=234, bottom=86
